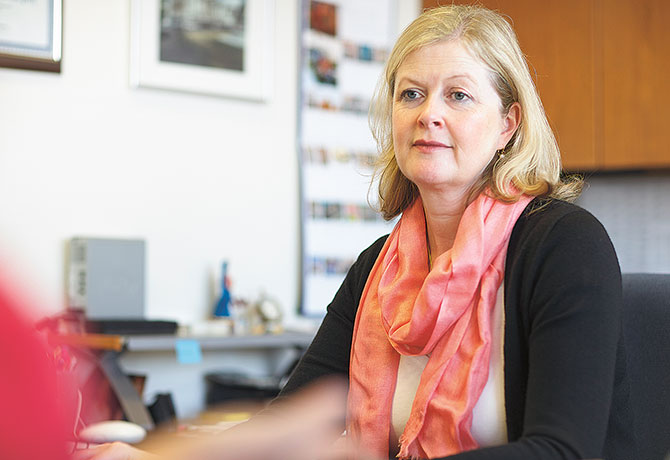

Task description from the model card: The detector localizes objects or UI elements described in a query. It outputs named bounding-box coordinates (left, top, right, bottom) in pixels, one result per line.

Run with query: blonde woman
left=76, top=5, right=635, bottom=460
left=279, top=5, right=635, bottom=459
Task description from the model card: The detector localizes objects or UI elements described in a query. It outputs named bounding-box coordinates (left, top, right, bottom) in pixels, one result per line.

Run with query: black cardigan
left=280, top=199, right=637, bottom=459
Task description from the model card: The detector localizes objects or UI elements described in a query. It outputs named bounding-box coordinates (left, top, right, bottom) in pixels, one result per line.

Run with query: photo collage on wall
left=299, top=0, right=398, bottom=316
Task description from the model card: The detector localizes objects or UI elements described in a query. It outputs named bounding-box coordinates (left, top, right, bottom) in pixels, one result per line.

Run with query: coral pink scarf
left=347, top=192, right=532, bottom=459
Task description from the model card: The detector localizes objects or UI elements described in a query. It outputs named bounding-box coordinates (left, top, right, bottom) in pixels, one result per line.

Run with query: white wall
left=0, top=1, right=285, bottom=324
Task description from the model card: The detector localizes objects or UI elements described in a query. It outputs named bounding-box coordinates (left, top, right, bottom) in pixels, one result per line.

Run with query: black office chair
left=621, top=273, right=670, bottom=460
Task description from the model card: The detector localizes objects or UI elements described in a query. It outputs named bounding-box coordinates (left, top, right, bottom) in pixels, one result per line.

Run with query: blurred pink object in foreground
left=0, top=277, right=74, bottom=460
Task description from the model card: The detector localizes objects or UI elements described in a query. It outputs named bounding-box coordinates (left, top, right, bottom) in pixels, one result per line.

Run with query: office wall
left=0, top=0, right=420, bottom=326
left=577, top=172, right=670, bottom=274
left=0, top=0, right=295, bottom=325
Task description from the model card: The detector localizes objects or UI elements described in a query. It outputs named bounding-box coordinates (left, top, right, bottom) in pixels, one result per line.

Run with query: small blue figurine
left=214, top=261, right=231, bottom=317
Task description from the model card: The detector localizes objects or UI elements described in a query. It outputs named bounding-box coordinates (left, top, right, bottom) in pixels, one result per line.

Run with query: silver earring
left=496, top=149, right=506, bottom=159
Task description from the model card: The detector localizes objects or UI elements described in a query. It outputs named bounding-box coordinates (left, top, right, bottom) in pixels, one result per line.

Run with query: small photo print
left=358, top=45, right=373, bottom=61
left=310, top=1, right=337, bottom=36
left=325, top=202, right=341, bottom=219
left=309, top=47, right=337, bottom=85
left=311, top=201, right=327, bottom=219
left=159, top=0, right=246, bottom=71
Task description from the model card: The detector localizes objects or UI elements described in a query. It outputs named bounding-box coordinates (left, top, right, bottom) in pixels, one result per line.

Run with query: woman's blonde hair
left=370, top=4, right=582, bottom=220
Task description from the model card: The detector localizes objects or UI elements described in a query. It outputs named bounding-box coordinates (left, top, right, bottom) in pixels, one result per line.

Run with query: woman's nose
left=418, top=97, right=445, bottom=128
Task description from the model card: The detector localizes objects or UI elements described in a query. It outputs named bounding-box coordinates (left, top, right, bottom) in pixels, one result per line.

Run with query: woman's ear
left=499, top=102, right=521, bottom=147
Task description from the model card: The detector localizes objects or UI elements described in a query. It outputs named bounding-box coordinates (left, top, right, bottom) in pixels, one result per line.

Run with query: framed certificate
left=0, top=0, right=62, bottom=72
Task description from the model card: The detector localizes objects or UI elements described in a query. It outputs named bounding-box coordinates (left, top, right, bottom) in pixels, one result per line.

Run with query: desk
left=124, top=331, right=314, bottom=352
left=56, top=331, right=316, bottom=430
left=114, top=332, right=315, bottom=428
left=55, top=330, right=315, bottom=353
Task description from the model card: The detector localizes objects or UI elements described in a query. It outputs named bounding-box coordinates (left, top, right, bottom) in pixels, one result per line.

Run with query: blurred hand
left=71, top=378, right=366, bottom=460
left=185, top=377, right=350, bottom=460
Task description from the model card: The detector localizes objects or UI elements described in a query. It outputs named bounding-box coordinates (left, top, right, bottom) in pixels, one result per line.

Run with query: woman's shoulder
left=522, top=196, right=593, bottom=220
left=514, top=197, right=607, bottom=241
left=509, top=196, right=616, bottom=267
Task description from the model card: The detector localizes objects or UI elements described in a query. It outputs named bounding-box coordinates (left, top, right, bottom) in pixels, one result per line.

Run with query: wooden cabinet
left=601, top=0, right=670, bottom=169
left=422, top=0, right=670, bottom=171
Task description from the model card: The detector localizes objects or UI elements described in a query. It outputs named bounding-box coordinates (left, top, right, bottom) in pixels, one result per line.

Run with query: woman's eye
left=451, top=91, right=470, bottom=102
left=400, top=89, right=421, bottom=101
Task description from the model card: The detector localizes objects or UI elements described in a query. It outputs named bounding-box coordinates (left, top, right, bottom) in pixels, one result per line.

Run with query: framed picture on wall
left=130, top=0, right=274, bottom=101
left=0, top=0, right=62, bottom=73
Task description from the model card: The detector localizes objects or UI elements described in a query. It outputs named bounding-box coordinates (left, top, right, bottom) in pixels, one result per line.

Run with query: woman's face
left=392, top=39, right=519, bottom=197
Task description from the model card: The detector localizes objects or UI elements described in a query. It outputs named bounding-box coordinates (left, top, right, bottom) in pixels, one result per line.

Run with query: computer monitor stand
left=98, top=351, right=155, bottom=431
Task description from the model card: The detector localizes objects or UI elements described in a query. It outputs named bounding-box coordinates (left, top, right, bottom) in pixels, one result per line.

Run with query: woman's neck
left=421, top=188, right=471, bottom=260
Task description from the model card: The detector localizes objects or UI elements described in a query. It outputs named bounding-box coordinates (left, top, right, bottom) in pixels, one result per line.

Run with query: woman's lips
left=413, top=139, right=451, bottom=152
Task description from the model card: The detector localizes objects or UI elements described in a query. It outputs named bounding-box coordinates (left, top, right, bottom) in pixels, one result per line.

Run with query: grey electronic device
left=68, top=237, right=146, bottom=319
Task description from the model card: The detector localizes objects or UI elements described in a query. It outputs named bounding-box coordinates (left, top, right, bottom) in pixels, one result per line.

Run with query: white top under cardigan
left=391, top=286, right=508, bottom=448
